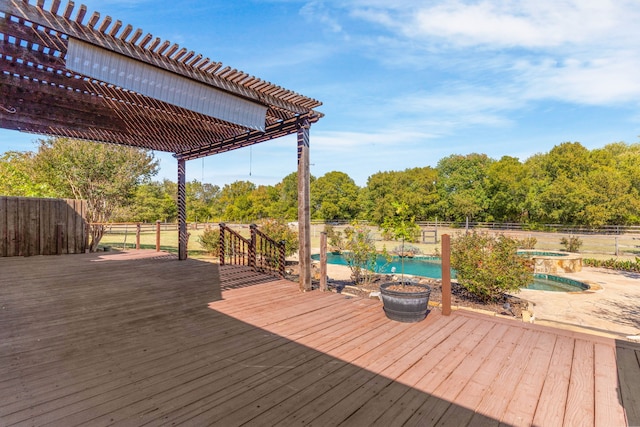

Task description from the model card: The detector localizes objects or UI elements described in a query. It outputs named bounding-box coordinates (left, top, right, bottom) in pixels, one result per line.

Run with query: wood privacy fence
left=0, top=197, right=87, bottom=257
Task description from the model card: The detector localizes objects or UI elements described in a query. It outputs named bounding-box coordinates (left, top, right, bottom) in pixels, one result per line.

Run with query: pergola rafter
left=0, top=0, right=321, bottom=290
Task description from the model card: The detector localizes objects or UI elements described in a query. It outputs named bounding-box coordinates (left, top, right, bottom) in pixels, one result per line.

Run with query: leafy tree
left=311, top=171, right=361, bottom=220
left=35, top=137, right=158, bottom=251
left=125, top=180, right=177, bottom=223
left=536, top=174, right=586, bottom=224
left=186, top=180, right=220, bottom=222
left=364, top=167, right=438, bottom=224
left=451, top=231, right=532, bottom=302
left=436, top=153, right=493, bottom=222
left=485, top=156, right=528, bottom=222
left=217, top=180, right=256, bottom=221
left=246, top=185, right=280, bottom=220
left=542, top=142, right=591, bottom=180
left=266, top=172, right=297, bottom=220
left=0, top=151, right=56, bottom=197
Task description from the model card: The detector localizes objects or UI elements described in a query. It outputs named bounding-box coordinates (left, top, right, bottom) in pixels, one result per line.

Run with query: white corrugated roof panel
left=67, top=38, right=267, bottom=131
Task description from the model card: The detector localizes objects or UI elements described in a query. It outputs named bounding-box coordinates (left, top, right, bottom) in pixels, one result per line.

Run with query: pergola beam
left=1, top=0, right=322, bottom=285
left=0, top=0, right=319, bottom=115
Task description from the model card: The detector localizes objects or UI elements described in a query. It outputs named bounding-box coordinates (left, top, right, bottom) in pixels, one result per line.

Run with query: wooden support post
left=155, top=220, right=161, bottom=252
left=441, top=234, right=452, bottom=316
left=319, top=231, right=327, bottom=291
left=297, top=118, right=312, bottom=291
left=136, top=222, right=141, bottom=250
left=177, top=158, right=187, bottom=260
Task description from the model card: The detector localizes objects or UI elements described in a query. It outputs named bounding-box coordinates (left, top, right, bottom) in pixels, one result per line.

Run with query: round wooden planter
left=380, top=282, right=432, bottom=323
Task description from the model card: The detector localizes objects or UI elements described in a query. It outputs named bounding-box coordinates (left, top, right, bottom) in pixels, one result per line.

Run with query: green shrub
left=451, top=231, right=532, bottom=302
left=324, top=224, right=343, bottom=251
left=198, top=225, right=220, bottom=255
left=560, top=235, right=583, bottom=252
left=258, top=218, right=299, bottom=257
left=517, top=236, right=537, bottom=249
left=583, top=257, right=640, bottom=273
left=342, top=222, right=390, bottom=285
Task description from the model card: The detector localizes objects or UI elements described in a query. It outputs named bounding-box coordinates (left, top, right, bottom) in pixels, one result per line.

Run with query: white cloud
left=347, top=0, right=640, bottom=49
left=516, top=54, right=640, bottom=105
left=337, top=0, right=640, bottom=109
left=410, top=1, right=604, bottom=48
left=313, top=129, right=437, bottom=151
left=301, top=1, right=345, bottom=34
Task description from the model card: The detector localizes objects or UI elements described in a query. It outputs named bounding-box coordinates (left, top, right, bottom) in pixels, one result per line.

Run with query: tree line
left=2, top=138, right=640, bottom=230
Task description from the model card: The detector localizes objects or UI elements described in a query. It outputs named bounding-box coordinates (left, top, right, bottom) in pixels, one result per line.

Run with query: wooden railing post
left=441, top=234, right=452, bottom=316
left=136, top=223, right=141, bottom=250
left=155, top=220, right=161, bottom=252
left=249, top=224, right=257, bottom=271
left=220, top=222, right=287, bottom=278
left=219, top=223, right=226, bottom=266
left=279, top=240, right=286, bottom=278
left=319, top=231, right=327, bottom=291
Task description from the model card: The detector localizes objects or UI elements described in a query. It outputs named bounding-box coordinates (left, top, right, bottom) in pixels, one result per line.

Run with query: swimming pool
left=312, top=253, right=589, bottom=292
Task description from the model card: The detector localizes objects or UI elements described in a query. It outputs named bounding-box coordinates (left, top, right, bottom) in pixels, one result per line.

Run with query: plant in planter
left=341, top=222, right=390, bottom=286
left=379, top=202, right=432, bottom=322
left=324, top=224, right=344, bottom=254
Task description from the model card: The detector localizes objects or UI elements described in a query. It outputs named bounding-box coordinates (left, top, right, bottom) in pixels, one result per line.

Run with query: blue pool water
left=312, top=253, right=588, bottom=292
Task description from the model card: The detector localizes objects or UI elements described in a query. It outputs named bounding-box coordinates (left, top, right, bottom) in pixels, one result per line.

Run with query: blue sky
left=2, top=0, right=639, bottom=187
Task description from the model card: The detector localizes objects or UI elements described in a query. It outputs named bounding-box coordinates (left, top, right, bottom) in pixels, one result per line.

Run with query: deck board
left=1, top=251, right=639, bottom=426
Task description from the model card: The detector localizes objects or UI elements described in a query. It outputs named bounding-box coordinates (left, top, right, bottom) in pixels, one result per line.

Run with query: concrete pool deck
left=519, top=267, right=640, bottom=341
left=322, top=262, right=640, bottom=342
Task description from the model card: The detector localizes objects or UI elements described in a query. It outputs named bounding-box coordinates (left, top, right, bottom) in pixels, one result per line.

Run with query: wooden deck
left=1, top=251, right=638, bottom=426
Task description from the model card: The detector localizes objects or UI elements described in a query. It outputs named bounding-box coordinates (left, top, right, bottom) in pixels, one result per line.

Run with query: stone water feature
left=518, top=250, right=582, bottom=274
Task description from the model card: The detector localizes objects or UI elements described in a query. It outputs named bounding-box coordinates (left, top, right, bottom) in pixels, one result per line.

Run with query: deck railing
left=219, top=223, right=285, bottom=277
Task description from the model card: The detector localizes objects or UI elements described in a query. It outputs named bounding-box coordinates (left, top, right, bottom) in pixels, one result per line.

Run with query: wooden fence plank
left=66, top=199, right=75, bottom=253
left=18, top=197, right=28, bottom=256
left=0, top=196, right=6, bottom=257
left=29, top=198, right=40, bottom=256
left=0, top=197, right=86, bottom=256
left=43, top=199, right=55, bottom=255
left=6, top=197, right=18, bottom=256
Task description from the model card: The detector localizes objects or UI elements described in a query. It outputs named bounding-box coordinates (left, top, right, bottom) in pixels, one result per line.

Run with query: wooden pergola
left=0, top=0, right=322, bottom=289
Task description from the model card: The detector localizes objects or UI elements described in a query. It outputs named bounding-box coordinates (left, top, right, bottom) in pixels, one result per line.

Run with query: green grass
left=100, top=229, right=211, bottom=258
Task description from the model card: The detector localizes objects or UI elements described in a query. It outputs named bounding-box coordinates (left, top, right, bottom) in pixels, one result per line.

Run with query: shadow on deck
left=0, top=251, right=638, bottom=425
